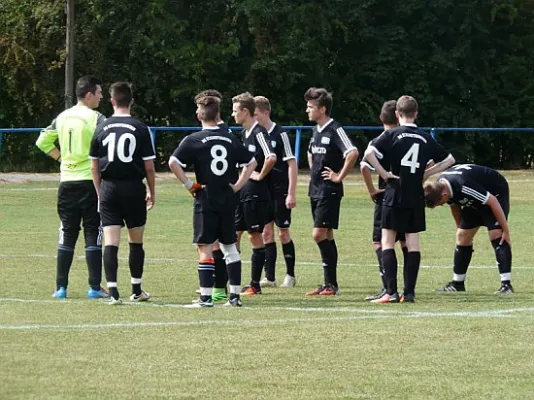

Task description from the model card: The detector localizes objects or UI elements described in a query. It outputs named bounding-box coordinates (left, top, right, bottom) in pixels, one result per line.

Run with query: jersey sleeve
left=332, top=126, right=358, bottom=158
left=234, top=138, right=256, bottom=167
left=360, top=138, right=378, bottom=170
left=369, top=130, right=393, bottom=160
left=428, top=138, right=451, bottom=163
left=460, top=180, right=490, bottom=205
left=170, top=137, right=194, bottom=167
left=279, top=131, right=295, bottom=161
left=140, top=126, right=156, bottom=161
left=89, top=133, right=100, bottom=160
left=35, top=119, right=58, bottom=154
left=256, top=132, right=276, bottom=159
left=95, top=113, right=106, bottom=136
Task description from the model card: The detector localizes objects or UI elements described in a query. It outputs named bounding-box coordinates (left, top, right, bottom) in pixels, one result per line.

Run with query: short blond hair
left=254, top=96, right=271, bottom=113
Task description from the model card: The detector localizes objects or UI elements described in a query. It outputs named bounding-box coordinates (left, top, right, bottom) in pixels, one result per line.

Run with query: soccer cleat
left=212, top=288, right=228, bottom=302
left=370, top=292, right=400, bottom=304
left=495, top=283, right=514, bottom=294
left=52, top=287, right=67, bottom=299
left=87, top=287, right=109, bottom=299
left=241, top=286, right=261, bottom=296
left=130, top=291, right=151, bottom=302
left=280, top=275, right=296, bottom=288
left=305, top=285, right=327, bottom=296
left=108, top=297, right=123, bottom=305
left=319, top=285, right=339, bottom=296
left=184, top=298, right=214, bottom=308
left=437, top=281, right=466, bottom=292
left=400, top=293, right=416, bottom=303
left=365, top=288, right=387, bottom=301
left=222, top=297, right=243, bottom=307
left=259, top=278, right=277, bottom=288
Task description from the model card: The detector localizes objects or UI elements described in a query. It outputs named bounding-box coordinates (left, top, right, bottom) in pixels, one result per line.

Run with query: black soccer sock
left=264, top=242, right=277, bottom=282
left=491, top=239, right=512, bottom=284
left=251, top=248, right=266, bottom=286
left=198, top=259, right=215, bottom=301
left=129, top=243, right=144, bottom=296
left=329, top=239, right=338, bottom=287
left=453, top=245, right=473, bottom=282
left=282, top=240, right=296, bottom=277
left=226, top=260, right=242, bottom=288
left=401, top=245, right=409, bottom=291
left=317, top=239, right=332, bottom=286
left=85, top=246, right=102, bottom=291
left=403, top=251, right=421, bottom=296
left=382, top=249, right=398, bottom=295
left=375, top=247, right=386, bottom=288
left=56, top=245, right=75, bottom=289
left=103, top=245, right=119, bottom=299
left=213, top=250, right=228, bottom=290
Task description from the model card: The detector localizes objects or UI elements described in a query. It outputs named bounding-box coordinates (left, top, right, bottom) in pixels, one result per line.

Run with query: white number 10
left=102, top=132, right=137, bottom=163
left=401, top=143, right=420, bottom=174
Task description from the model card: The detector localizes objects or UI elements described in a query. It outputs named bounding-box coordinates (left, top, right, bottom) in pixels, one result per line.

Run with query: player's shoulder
left=270, top=123, right=285, bottom=135
left=252, top=123, right=268, bottom=135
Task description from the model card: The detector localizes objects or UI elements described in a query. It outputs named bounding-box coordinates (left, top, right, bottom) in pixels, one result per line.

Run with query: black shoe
left=223, top=297, right=243, bottom=307
left=400, top=292, right=415, bottom=303
left=495, top=283, right=514, bottom=294
left=365, top=288, right=387, bottom=301
left=437, top=281, right=465, bottom=292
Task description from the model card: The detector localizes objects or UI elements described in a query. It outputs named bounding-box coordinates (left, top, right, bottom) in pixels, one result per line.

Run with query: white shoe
left=280, top=275, right=296, bottom=288
left=130, top=291, right=151, bottom=302
left=259, top=278, right=277, bottom=288
left=108, top=297, right=123, bottom=305
left=184, top=298, right=214, bottom=308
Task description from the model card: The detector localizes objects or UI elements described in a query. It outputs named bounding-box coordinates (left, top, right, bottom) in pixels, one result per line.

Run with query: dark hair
left=109, top=82, right=133, bottom=108
left=195, top=89, right=222, bottom=103
left=396, top=95, right=418, bottom=119
left=379, top=100, right=397, bottom=126
left=75, top=75, right=102, bottom=99
left=196, top=95, right=220, bottom=122
left=304, top=87, right=333, bottom=115
left=232, top=92, right=255, bottom=116
left=424, top=181, right=444, bottom=208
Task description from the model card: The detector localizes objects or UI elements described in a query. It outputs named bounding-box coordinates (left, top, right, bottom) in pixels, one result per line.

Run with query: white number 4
left=401, top=143, right=420, bottom=174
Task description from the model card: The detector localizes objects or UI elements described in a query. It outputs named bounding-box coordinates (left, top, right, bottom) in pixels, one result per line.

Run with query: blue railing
left=2, top=126, right=534, bottom=165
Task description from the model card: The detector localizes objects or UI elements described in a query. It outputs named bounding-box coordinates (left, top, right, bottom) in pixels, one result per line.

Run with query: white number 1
left=401, top=143, right=420, bottom=174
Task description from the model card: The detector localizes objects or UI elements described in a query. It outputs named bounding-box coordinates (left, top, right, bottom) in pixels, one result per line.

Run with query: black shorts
left=373, top=200, right=406, bottom=243
left=193, top=190, right=237, bottom=245
left=459, top=195, right=510, bottom=231
left=235, top=200, right=272, bottom=234
left=271, top=191, right=291, bottom=228
left=57, top=180, right=100, bottom=235
left=100, top=180, right=147, bottom=228
left=310, top=197, right=341, bottom=229
left=381, top=205, right=426, bottom=234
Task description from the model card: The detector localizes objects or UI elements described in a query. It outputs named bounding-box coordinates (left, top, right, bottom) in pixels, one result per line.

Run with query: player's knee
left=58, top=225, right=79, bottom=248
left=488, top=229, right=503, bottom=242
left=312, top=230, right=326, bottom=243
left=220, top=243, right=241, bottom=264
left=279, top=229, right=291, bottom=243
left=248, top=232, right=263, bottom=248
left=456, top=229, right=474, bottom=246
left=262, top=228, right=274, bottom=244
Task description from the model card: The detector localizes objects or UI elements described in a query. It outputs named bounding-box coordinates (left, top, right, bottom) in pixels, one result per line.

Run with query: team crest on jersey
left=271, top=141, right=277, bottom=148
left=321, top=136, right=331, bottom=144
left=248, top=144, right=256, bottom=152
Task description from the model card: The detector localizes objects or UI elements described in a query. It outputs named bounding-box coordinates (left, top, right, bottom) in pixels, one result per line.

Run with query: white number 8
left=210, top=144, right=228, bottom=176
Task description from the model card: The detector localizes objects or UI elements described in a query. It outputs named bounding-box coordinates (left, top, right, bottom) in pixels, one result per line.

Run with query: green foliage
left=1, top=0, right=534, bottom=170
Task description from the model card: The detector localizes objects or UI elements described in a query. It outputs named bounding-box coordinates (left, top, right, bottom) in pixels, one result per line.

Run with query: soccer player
left=364, top=95, right=455, bottom=303
left=304, top=87, right=359, bottom=296
left=36, top=75, right=107, bottom=299
left=424, top=164, right=513, bottom=293
left=232, top=92, right=277, bottom=296
left=169, top=94, right=257, bottom=307
left=89, top=82, right=156, bottom=305
left=360, top=100, right=408, bottom=301
left=254, top=96, right=298, bottom=288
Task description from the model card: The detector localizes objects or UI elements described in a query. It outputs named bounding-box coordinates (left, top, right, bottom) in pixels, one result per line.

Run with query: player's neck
left=383, top=124, right=397, bottom=130
left=262, top=119, right=274, bottom=132
left=76, top=100, right=93, bottom=109
left=202, top=121, right=218, bottom=128
left=398, top=117, right=416, bottom=126
left=113, top=107, right=131, bottom=116
left=242, top=117, right=256, bottom=131
left=316, top=115, right=331, bottom=128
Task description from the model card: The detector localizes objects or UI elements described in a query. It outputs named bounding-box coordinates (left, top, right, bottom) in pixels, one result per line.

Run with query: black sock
left=251, top=248, right=265, bottom=287
left=85, top=246, right=102, bottom=290
left=56, top=245, right=75, bottom=289
left=129, top=243, right=144, bottom=296
left=329, top=239, right=338, bottom=287
left=375, top=247, right=385, bottom=288
left=103, top=245, right=119, bottom=299
left=198, top=259, right=215, bottom=291
left=382, top=249, right=398, bottom=295
left=282, top=240, right=296, bottom=277
left=264, top=242, right=277, bottom=281
left=453, top=245, right=473, bottom=282
left=491, top=239, right=512, bottom=285
left=317, top=239, right=331, bottom=286
left=403, top=251, right=421, bottom=296
left=213, top=250, right=228, bottom=290
left=401, top=246, right=409, bottom=292
left=227, top=260, right=242, bottom=287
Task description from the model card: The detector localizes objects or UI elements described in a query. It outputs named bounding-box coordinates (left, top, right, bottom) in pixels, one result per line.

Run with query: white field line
left=0, top=253, right=531, bottom=270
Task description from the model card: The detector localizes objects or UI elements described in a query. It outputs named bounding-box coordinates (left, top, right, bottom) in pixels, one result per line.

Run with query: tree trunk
left=64, top=0, right=75, bottom=109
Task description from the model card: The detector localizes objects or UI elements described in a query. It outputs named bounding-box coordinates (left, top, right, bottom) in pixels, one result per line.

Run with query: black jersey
left=307, top=119, right=357, bottom=199
left=361, top=135, right=391, bottom=190
left=439, top=164, right=508, bottom=209
left=170, top=126, right=254, bottom=191
left=239, top=122, right=276, bottom=202
left=266, top=123, right=295, bottom=193
left=89, top=115, right=155, bottom=181
left=371, top=124, right=451, bottom=208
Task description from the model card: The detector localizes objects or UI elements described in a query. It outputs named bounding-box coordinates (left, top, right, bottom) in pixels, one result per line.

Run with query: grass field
left=1, top=171, right=534, bottom=399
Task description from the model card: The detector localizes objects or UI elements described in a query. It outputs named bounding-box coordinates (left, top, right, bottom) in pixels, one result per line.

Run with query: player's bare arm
left=144, top=159, right=156, bottom=210
left=486, top=194, right=511, bottom=246
left=286, top=158, right=297, bottom=209
left=231, top=159, right=258, bottom=193
left=321, top=148, right=358, bottom=183
left=251, top=153, right=276, bottom=181
left=423, top=154, right=456, bottom=181
left=90, top=159, right=102, bottom=197
left=360, top=161, right=384, bottom=202
left=168, top=159, right=202, bottom=195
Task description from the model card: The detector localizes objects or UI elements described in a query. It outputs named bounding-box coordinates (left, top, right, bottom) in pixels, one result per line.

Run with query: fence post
left=295, top=128, right=302, bottom=166
left=0, top=132, right=3, bottom=160
left=430, top=127, right=436, bottom=140
left=149, top=127, right=156, bottom=148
